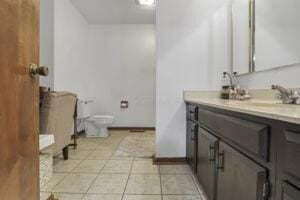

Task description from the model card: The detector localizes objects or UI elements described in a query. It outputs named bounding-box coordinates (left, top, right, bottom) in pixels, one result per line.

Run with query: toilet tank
left=77, top=100, right=94, bottom=119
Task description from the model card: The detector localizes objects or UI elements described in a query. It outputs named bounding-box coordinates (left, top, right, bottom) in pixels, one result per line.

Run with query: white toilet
left=77, top=100, right=114, bottom=138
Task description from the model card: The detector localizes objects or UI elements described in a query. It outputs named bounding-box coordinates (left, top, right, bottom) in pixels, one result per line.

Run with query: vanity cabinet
left=281, top=182, right=300, bottom=200
left=197, top=126, right=218, bottom=200
left=186, top=105, right=199, bottom=172
left=186, top=119, right=198, bottom=172
left=217, top=141, right=268, bottom=200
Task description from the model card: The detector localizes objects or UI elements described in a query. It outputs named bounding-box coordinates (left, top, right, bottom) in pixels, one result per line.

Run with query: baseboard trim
left=108, top=127, right=155, bottom=132
left=153, top=156, right=187, bottom=165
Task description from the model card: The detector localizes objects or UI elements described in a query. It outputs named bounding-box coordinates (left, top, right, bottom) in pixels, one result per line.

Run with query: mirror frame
left=249, top=0, right=255, bottom=73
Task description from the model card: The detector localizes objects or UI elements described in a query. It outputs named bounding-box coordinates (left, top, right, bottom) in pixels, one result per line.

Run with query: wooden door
left=217, top=141, right=268, bottom=200
left=0, top=0, right=40, bottom=199
left=197, top=126, right=218, bottom=200
left=186, top=119, right=198, bottom=172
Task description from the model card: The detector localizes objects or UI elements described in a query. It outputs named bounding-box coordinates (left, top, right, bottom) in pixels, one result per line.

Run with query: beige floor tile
left=52, top=173, right=97, bottom=193
left=69, top=149, right=93, bottom=159
left=96, top=145, right=117, bottom=151
left=110, top=154, right=134, bottom=161
left=131, top=160, right=159, bottom=174
left=87, top=150, right=114, bottom=160
left=78, top=137, right=105, bottom=143
left=41, top=173, right=68, bottom=192
left=88, top=174, right=129, bottom=194
left=77, top=142, right=100, bottom=150
left=53, top=159, right=81, bottom=172
left=161, top=174, right=199, bottom=195
left=53, top=193, right=85, bottom=200
left=123, top=195, right=162, bottom=200
left=72, top=160, right=107, bottom=173
left=40, top=192, right=51, bottom=200
left=160, top=165, right=191, bottom=174
left=101, top=143, right=121, bottom=149
left=82, top=194, right=122, bottom=200
left=163, top=195, right=203, bottom=200
left=125, top=174, right=161, bottom=195
left=101, top=160, right=132, bottom=173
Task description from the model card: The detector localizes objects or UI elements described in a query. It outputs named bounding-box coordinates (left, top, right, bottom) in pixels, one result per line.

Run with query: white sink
left=39, top=135, right=55, bottom=150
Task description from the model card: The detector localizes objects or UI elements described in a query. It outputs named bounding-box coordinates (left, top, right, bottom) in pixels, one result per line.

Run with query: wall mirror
left=232, top=0, right=300, bottom=75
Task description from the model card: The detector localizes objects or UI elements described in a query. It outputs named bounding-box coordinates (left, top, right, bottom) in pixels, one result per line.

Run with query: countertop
left=184, top=91, right=300, bottom=125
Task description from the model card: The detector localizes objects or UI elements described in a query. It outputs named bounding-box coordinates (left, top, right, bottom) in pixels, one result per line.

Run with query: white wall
left=85, top=25, right=156, bottom=127
left=40, top=0, right=54, bottom=89
left=156, top=0, right=232, bottom=157
left=53, top=0, right=89, bottom=93
left=41, top=0, right=156, bottom=127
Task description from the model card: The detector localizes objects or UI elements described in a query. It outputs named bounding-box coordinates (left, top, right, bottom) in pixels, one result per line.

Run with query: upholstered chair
left=40, top=91, right=77, bottom=159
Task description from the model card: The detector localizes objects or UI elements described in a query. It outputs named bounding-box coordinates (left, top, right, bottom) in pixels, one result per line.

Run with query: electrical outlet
left=121, top=101, right=129, bottom=108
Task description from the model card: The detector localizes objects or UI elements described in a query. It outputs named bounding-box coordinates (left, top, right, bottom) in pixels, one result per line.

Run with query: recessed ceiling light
left=136, top=0, right=156, bottom=6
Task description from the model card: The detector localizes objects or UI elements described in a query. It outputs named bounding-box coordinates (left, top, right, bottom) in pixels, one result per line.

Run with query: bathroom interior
left=1, top=0, right=300, bottom=199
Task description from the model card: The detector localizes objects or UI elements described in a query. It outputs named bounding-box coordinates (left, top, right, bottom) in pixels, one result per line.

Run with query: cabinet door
left=282, top=182, right=300, bottom=200
left=217, top=142, right=268, bottom=200
left=282, top=131, right=300, bottom=183
left=187, top=120, right=198, bottom=172
left=197, top=126, right=218, bottom=200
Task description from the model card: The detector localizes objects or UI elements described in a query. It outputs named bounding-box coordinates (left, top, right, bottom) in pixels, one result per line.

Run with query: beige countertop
left=184, top=91, right=300, bottom=125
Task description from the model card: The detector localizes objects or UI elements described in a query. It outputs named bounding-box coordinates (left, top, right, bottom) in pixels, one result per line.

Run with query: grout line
left=82, top=141, right=117, bottom=199
left=159, top=164, right=163, bottom=200
left=120, top=138, right=134, bottom=200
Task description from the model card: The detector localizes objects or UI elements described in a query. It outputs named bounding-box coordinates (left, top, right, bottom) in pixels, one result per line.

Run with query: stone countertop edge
left=184, top=90, right=300, bottom=125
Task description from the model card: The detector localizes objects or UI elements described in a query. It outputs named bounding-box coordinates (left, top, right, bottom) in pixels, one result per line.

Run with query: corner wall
left=156, top=0, right=232, bottom=157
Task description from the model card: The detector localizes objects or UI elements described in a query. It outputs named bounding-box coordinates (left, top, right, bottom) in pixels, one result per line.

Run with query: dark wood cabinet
left=281, top=182, right=300, bottom=200
left=217, top=141, right=268, bottom=200
left=186, top=102, right=300, bottom=200
left=186, top=119, right=198, bottom=172
left=197, top=126, right=218, bottom=200
left=282, top=130, right=300, bottom=184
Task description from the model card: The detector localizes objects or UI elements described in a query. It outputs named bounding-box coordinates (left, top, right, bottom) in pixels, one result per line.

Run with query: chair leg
left=62, top=146, right=69, bottom=160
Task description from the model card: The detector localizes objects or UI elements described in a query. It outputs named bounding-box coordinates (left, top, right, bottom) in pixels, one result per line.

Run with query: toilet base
left=85, top=127, right=109, bottom=138
left=84, top=121, right=110, bottom=138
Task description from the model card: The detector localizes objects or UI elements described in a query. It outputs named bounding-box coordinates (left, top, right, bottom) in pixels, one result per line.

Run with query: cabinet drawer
left=198, top=108, right=269, bottom=161
left=187, top=104, right=198, bottom=121
left=282, top=182, right=300, bottom=200
left=283, top=131, right=300, bottom=182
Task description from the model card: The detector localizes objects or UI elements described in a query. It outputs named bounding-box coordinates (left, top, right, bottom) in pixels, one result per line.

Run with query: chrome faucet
left=271, top=85, right=300, bottom=104
left=223, top=72, right=234, bottom=89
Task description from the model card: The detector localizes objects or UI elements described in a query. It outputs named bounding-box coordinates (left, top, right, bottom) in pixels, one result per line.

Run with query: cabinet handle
left=218, top=151, right=225, bottom=171
left=209, top=145, right=215, bottom=162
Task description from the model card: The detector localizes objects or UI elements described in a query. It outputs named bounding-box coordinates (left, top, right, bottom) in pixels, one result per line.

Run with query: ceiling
left=70, top=0, right=156, bottom=24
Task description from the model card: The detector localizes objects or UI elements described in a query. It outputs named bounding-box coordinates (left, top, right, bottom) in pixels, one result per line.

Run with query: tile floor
left=40, top=131, right=206, bottom=200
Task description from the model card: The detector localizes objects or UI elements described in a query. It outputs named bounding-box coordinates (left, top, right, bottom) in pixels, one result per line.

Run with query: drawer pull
left=209, top=146, right=215, bottom=162
left=218, top=151, right=225, bottom=171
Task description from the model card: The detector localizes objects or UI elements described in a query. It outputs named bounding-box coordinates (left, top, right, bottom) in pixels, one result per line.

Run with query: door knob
left=29, top=64, right=49, bottom=77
